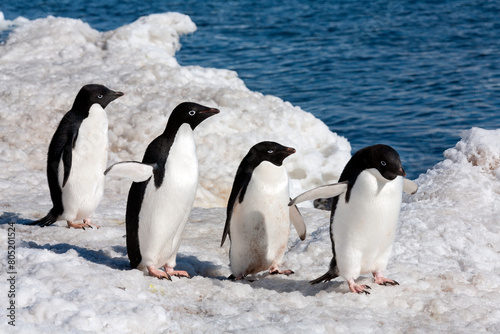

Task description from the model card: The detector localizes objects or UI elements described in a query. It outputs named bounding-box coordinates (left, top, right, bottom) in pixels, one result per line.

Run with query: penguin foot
left=228, top=274, right=255, bottom=282
left=373, top=272, right=399, bottom=286
left=66, top=219, right=100, bottom=229
left=269, top=267, right=295, bottom=276
left=164, top=266, right=191, bottom=279
left=147, top=266, right=172, bottom=280
left=347, top=279, right=371, bottom=294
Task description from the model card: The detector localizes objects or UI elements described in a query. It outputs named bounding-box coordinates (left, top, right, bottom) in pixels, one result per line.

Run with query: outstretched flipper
left=403, top=178, right=418, bottom=195
left=289, top=182, right=348, bottom=206
left=105, top=161, right=157, bottom=182
left=290, top=203, right=306, bottom=240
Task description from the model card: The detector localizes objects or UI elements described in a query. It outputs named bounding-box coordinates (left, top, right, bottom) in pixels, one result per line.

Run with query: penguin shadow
left=175, top=254, right=227, bottom=280
left=234, top=273, right=344, bottom=297
left=23, top=241, right=131, bottom=270
left=0, top=212, right=32, bottom=225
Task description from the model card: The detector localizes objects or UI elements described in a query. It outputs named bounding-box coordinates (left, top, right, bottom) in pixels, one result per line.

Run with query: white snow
left=0, top=12, right=28, bottom=32
left=0, top=12, right=499, bottom=333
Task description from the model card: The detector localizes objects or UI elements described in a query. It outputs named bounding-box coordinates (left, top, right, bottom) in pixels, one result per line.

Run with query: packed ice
left=0, top=12, right=499, bottom=333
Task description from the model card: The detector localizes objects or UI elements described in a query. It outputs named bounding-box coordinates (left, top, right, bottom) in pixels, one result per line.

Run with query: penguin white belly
left=229, top=162, right=290, bottom=277
left=138, top=124, right=198, bottom=269
left=333, top=170, right=403, bottom=280
left=59, top=104, right=108, bottom=221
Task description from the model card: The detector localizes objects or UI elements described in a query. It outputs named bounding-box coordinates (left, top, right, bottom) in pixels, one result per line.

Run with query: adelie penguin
left=289, top=144, right=418, bottom=294
left=105, top=102, right=219, bottom=279
left=221, top=141, right=306, bottom=280
left=29, top=84, right=124, bottom=229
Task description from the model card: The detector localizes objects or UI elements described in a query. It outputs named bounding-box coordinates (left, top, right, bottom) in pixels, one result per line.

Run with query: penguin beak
left=110, top=91, right=124, bottom=101
left=398, top=166, right=406, bottom=177
left=284, top=147, right=296, bottom=156
left=200, top=108, right=220, bottom=116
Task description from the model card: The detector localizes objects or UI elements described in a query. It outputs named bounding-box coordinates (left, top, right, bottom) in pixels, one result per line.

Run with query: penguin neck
left=252, top=161, right=288, bottom=186
left=162, top=119, right=192, bottom=139
left=70, top=98, right=93, bottom=118
left=153, top=123, right=195, bottom=189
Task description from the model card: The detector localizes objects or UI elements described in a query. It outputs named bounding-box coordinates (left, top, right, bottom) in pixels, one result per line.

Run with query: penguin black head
left=169, top=102, right=220, bottom=130
left=361, top=144, right=406, bottom=181
left=72, top=84, right=124, bottom=112
left=247, top=141, right=296, bottom=167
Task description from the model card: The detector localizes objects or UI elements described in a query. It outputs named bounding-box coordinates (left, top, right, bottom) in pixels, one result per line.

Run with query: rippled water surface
left=3, top=0, right=500, bottom=178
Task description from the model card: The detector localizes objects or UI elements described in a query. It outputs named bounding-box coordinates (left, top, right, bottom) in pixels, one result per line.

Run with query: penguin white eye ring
left=381, top=161, right=387, bottom=166
left=188, top=110, right=196, bottom=116
left=267, top=149, right=274, bottom=154
left=97, top=94, right=103, bottom=99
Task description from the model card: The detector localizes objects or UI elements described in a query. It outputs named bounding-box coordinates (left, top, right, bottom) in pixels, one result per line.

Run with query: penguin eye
left=381, top=161, right=387, bottom=166
left=97, top=94, right=103, bottom=99
left=188, top=110, right=196, bottom=116
left=267, top=149, right=274, bottom=154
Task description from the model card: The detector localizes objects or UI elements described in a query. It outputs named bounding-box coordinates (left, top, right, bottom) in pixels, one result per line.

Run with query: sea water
left=2, top=0, right=499, bottom=179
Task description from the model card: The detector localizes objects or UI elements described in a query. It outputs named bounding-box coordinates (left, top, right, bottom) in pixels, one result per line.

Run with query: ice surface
left=0, top=12, right=499, bottom=333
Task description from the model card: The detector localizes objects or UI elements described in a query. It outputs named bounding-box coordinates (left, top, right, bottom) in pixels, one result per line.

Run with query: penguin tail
left=309, top=267, right=339, bottom=285
left=28, top=210, right=58, bottom=227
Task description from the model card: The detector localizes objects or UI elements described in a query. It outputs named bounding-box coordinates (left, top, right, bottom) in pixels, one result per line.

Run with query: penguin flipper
left=28, top=211, right=58, bottom=227
left=289, top=182, right=348, bottom=206
left=105, top=161, right=156, bottom=182
left=126, top=181, right=148, bottom=269
left=403, top=178, right=418, bottom=195
left=289, top=203, right=306, bottom=240
left=220, top=181, right=245, bottom=247
left=310, top=266, right=339, bottom=285
left=221, top=199, right=237, bottom=247
left=310, top=257, right=339, bottom=285
left=61, top=129, right=78, bottom=187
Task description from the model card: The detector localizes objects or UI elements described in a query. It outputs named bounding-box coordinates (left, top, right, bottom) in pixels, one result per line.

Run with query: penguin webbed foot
left=348, top=279, right=371, bottom=294
left=269, top=267, right=295, bottom=276
left=228, top=274, right=255, bottom=282
left=379, top=280, right=399, bottom=286
left=147, top=266, right=172, bottom=280
left=164, top=266, right=191, bottom=279
left=373, top=272, right=399, bottom=286
left=171, top=271, right=191, bottom=279
left=66, top=219, right=100, bottom=230
left=355, top=285, right=371, bottom=295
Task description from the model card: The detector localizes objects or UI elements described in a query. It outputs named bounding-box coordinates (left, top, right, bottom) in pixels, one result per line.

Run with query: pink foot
left=347, top=278, right=371, bottom=294
left=269, top=266, right=295, bottom=276
left=147, top=266, right=171, bottom=280
left=66, top=219, right=100, bottom=230
left=165, top=266, right=191, bottom=279
left=373, top=272, right=399, bottom=286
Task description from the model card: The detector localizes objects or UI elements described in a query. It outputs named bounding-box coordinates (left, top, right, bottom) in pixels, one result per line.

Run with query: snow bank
left=0, top=12, right=350, bottom=214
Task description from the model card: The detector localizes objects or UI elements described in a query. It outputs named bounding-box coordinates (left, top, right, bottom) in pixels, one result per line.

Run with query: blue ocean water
left=2, top=0, right=500, bottom=179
